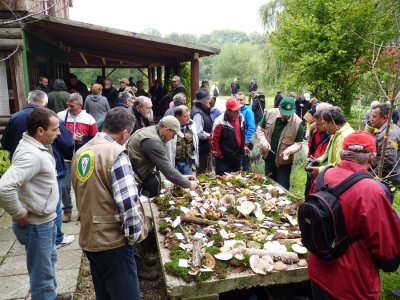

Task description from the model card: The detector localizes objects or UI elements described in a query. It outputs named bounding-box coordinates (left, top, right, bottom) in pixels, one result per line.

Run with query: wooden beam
left=78, top=52, right=88, bottom=65
left=101, top=57, right=106, bottom=65
left=0, top=39, right=23, bottom=51
left=0, top=28, right=22, bottom=39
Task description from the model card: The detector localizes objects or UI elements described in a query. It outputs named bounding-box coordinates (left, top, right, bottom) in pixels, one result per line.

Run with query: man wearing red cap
left=308, top=131, right=400, bottom=300
left=210, top=98, right=249, bottom=175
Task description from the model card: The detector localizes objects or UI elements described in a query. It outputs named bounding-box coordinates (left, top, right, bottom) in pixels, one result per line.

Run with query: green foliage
left=213, top=43, right=263, bottom=94
left=70, top=68, right=145, bottom=89
left=266, top=0, right=395, bottom=113
left=0, top=149, right=10, bottom=176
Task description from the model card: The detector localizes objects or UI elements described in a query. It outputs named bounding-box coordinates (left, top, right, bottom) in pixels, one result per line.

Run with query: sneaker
left=57, top=234, right=75, bottom=249
left=62, top=211, right=72, bottom=223
left=391, top=290, right=400, bottom=297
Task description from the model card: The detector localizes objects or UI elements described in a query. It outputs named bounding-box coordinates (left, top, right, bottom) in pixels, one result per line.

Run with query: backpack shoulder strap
left=331, top=172, right=372, bottom=197
left=315, top=166, right=333, bottom=192
left=64, top=110, right=69, bottom=123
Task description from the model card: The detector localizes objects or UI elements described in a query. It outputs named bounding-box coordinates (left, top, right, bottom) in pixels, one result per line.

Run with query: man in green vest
left=72, top=108, right=142, bottom=299
left=256, top=97, right=304, bottom=190
left=128, top=115, right=198, bottom=194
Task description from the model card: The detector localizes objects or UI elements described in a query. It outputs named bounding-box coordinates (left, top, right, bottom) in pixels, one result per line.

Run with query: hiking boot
left=144, top=253, right=159, bottom=267
left=56, top=292, right=72, bottom=300
left=57, top=234, right=75, bottom=249
left=62, top=211, right=72, bottom=223
left=138, top=267, right=160, bottom=281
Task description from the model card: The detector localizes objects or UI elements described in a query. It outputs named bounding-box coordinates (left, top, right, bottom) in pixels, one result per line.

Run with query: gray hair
left=133, top=96, right=151, bottom=109
left=340, top=149, right=375, bottom=165
left=27, top=90, right=48, bottom=105
left=68, top=92, right=83, bottom=105
left=288, top=91, right=297, bottom=99
left=173, top=93, right=186, bottom=107
left=314, top=102, right=332, bottom=118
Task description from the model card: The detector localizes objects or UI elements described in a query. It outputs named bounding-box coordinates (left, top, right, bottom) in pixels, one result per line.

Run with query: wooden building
left=0, top=0, right=219, bottom=114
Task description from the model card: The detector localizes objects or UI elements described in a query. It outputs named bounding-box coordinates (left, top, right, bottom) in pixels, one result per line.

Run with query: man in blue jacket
left=1, top=90, right=74, bottom=248
left=237, top=92, right=255, bottom=171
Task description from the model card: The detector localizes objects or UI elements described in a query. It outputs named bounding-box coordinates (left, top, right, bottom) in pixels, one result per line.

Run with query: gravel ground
left=74, top=254, right=168, bottom=300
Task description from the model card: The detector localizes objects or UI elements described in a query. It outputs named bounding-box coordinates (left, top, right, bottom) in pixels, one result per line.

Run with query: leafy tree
left=212, top=43, right=262, bottom=95
left=263, top=0, right=394, bottom=113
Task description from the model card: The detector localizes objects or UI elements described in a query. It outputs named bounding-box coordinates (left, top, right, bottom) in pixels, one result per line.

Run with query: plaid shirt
left=99, top=133, right=142, bottom=244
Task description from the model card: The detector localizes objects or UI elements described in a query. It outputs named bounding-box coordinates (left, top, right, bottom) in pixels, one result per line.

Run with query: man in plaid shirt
left=72, top=108, right=142, bottom=299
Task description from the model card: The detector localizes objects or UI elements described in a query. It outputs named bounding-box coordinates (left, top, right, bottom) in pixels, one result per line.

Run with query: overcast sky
left=69, top=0, right=267, bottom=36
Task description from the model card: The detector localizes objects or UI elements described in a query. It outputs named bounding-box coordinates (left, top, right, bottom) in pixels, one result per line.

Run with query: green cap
left=279, top=97, right=295, bottom=116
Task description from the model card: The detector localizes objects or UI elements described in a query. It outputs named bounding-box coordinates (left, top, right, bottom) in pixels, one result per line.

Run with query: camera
left=306, top=158, right=319, bottom=170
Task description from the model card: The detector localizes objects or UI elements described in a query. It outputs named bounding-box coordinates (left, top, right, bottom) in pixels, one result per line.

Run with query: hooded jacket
left=83, top=94, right=110, bottom=121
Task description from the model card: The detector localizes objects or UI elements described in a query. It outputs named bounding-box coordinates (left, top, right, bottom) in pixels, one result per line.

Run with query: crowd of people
left=0, top=73, right=399, bottom=299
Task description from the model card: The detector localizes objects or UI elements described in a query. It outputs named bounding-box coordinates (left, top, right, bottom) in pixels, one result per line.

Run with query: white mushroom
left=236, top=200, right=255, bottom=216
left=214, top=252, right=233, bottom=261
left=220, top=194, right=236, bottom=206
left=254, top=203, right=265, bottom=222
left=249, top=255, right=274, bottom=274
left=264, top=241, right=287, bottom=253
left=273, top=261, right=288, bottom=271
left=297, top=259, right=308, bottom=267
left=292, top=244, right=308, bottom=254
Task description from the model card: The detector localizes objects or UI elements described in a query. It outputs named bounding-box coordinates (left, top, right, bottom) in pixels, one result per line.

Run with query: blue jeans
left=12, top=220, right=57, bottom=300
left=85, top=245, right=140, bottom=300
left=56, top=177, right=64, bottom=245
left=62, top=161, right=73, bottom=213
left=175, top=160, right=193, bottom=175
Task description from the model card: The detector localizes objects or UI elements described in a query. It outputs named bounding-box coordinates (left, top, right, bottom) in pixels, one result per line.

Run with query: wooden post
left=191, top=59, right=199, bottom=104
left=164, top=64, right=171, bottom=85
left=172, top=63, right=181, bottom=77
left=157, top=66, right=162, bottom=85
left=14, top=50, right=27, bottom=110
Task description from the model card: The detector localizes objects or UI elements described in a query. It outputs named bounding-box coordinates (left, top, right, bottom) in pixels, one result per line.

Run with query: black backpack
left=298, top=168, right=371, bottom=260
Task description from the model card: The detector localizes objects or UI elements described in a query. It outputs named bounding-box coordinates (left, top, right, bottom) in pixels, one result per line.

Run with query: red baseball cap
left=342, top=131, right=376, bottom=153
left=226, top=98, right=242, bottom=111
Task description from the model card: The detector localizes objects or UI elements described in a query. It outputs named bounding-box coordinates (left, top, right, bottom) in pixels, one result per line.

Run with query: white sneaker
left=57, top=234, right=75, bottom=249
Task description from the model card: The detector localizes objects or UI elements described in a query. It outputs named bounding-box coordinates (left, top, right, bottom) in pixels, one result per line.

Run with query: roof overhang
left=23, top=16, right=220, bottom=68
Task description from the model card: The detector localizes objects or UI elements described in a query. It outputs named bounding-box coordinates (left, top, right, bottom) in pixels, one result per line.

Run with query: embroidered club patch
left=285, top=103, right=292, bottom=110
left=76, top=150, right=95, bottom=182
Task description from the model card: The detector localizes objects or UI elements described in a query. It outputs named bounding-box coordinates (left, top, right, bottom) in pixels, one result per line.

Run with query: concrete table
left=148, top=203, right=309, bottom=300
